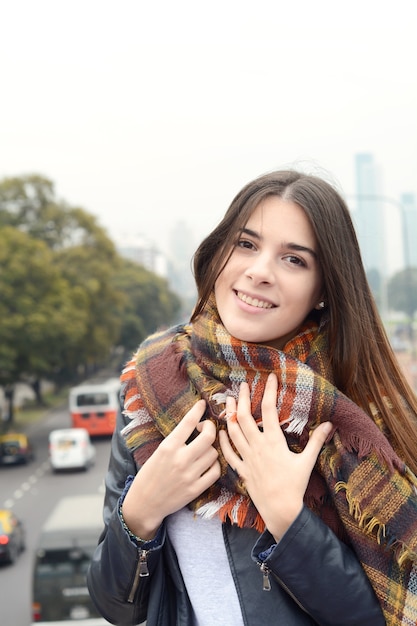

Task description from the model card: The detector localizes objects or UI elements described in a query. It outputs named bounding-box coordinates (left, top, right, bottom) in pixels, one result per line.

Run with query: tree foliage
left=0, top=174, right=183, bottom=416
left=0, top=227, right=88, bottom=386
left=114, top=258, right=182, bottom=355
left=0, top=174, right=72, bottom=247
left=387, top=267, right=417, bottom=319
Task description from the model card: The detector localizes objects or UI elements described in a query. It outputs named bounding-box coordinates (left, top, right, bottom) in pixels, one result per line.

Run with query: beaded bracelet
left=119, top=505, right=149, bottom=544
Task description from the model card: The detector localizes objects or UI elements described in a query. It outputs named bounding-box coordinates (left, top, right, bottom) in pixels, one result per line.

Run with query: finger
left=223, top=394, right=237, bottom=423
left=189, top=442, right=219, bottom=478
left=195, top=417, right=216, bottom=437
left=225, top=394, right=252, bottom=455
left=196, top=459, right=221, bottom=492
left=303, top=422, right=333, bottom=466
left=219, top=429, right=241, bottom=470
left=188, top=419, right=217, bottom=458
left=260, top=373, right=282, bottom=434
left=235, top=382, right=261, bottom=438
left=168, top=399, right=206, bottom=444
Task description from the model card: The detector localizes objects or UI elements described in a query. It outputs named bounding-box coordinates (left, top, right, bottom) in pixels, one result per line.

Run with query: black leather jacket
left=87, top=409, right=385, bottom=626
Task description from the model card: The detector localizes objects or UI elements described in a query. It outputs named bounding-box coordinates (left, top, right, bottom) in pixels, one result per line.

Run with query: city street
left=0, top=405, right=113, bottom=626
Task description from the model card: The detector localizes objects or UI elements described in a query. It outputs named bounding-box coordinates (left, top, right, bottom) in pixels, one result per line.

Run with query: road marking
left=1, top=464, right=49, bottom=508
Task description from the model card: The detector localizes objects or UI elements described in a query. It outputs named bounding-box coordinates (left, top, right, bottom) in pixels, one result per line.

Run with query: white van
left=49, top=428, right=96, bottom=472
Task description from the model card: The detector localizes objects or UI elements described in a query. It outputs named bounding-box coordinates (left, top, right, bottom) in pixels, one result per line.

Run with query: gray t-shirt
left=166, top=507, right=244, bottom=626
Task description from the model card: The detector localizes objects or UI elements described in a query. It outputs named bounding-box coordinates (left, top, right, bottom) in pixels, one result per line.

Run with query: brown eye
left=284, top=255, right=306, bottom=267
left=237, top=239, right=255, bottom=250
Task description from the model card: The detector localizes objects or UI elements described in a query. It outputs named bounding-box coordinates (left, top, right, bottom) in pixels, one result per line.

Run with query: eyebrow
left=240, top=227, right=318, bottom=259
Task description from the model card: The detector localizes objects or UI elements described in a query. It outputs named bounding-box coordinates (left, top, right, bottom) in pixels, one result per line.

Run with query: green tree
left=387, top=268, right=417, bottom=320
left=56, top=242, right=124, bottom=375
left=0, top=227, right=88, bottom=420
left=0, top=174, right=115, bottom=253
left=0, top=174, right=70, bottom=247
left=114, top=258, right=182, bottom=356
left=0, top=174, right=126, bottom=380
left=0, top=173, right=183, bottom=407
left=388, top=267, right=417, bottom=345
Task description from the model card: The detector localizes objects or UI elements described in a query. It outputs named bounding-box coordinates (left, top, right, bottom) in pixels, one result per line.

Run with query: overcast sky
left=1, top=0, right=416, bottom=274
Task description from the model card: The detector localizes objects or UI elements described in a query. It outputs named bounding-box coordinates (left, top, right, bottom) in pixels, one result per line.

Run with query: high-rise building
left=400, top=193, right=417, bottom=269
left=354, top=153, right=386, bottom=276
left=167, top=220, right=197, bottom=310
left=117, top=233, right=168, bottom=277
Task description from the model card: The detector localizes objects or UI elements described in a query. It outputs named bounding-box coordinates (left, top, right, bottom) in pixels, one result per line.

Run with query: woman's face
left=214, top=196, right=323, bottom=350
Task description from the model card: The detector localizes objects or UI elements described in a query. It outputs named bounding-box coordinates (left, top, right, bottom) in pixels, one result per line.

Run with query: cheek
left=306, top=284, right=323, bottom=310
left=213, top=274, right=227, bottom=307
left=312, top=277, right=324, bottom=301
left=290, top=280, right=321, bottom=312
left=213, top=274, right=223, bottom=296
left=214, top=260, right=234, bottom=291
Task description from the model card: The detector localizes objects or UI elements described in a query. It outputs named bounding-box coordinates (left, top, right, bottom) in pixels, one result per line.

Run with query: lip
left=234, top=290, right=277, bottom=311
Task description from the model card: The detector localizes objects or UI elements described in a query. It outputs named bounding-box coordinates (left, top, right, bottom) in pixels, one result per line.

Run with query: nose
left=244, top=252, right=275, bottom=285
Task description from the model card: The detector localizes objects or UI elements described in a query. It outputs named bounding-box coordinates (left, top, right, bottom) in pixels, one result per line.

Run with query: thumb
left=305, top=422, right=333, bottom=459
left=170, top=399, right=206, bottom=443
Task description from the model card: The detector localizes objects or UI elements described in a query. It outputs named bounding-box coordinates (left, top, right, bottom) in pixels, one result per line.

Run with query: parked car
left=0, top=509, right=25, bottom=564
left=0, top=432, right=35, bottom=465
left=48, top=428, right=96, bottom=472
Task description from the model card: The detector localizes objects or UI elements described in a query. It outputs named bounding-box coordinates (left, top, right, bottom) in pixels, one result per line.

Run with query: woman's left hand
left=219, top=372, right=332, bottom=541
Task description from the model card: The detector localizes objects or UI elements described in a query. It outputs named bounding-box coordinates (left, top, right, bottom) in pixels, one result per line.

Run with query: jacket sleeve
left=87, top=403, right=165, bottom=626
left=252, top=506, right=385, bottom=626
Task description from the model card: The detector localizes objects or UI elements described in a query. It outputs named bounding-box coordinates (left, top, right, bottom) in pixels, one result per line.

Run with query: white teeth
left=237, top=292, right=273, bottom=309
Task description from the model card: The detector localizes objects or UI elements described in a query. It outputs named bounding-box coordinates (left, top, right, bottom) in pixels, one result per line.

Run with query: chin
left=229, top=330, right=268, bottom=344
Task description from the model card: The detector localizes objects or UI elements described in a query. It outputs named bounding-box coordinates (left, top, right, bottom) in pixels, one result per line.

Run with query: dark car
left=0, top=509, right=25, bottom=564
left=0, top=432, right=35, bottom=465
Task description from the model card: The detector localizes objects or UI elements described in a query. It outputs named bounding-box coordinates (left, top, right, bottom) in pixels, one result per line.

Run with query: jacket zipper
left=128, top=549, right=149, bottom=603
left=258, top=562, right=309, bottom=613
left=259, top=562, right=271, bottom=591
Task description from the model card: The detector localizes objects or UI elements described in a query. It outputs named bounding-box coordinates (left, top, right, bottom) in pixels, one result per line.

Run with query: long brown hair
left=191, top=170, right=417, bottom=474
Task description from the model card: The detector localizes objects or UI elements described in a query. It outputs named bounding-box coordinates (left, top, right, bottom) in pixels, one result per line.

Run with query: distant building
left=167, top=220, right=196, bottom=305
left=115, top=225, right=197, bottom=316
left=117, top=234, right=168, bottom=277
left=354, top=153, right=386, bottom=276
left=401, top=193, right=417, bottom=268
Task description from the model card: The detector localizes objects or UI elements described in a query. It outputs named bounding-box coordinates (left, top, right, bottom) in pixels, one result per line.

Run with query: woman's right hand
left=121, top=399, right=221, bottom=541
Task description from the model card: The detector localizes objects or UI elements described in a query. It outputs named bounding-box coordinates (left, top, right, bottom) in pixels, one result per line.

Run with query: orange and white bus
left=69, top=378, right=120, bottom=437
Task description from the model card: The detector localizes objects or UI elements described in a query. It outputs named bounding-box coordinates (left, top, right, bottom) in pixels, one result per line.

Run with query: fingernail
left=322, top=422, right=333, bottom=436
left=225, top=396, right=237, bottom=422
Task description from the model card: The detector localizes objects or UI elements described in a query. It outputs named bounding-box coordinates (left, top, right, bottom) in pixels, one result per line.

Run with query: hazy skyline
left=1, top=1, right=416, bottom=276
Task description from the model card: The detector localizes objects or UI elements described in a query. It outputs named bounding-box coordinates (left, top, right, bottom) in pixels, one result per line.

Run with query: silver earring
left=318, top=301, right=325, bottom=309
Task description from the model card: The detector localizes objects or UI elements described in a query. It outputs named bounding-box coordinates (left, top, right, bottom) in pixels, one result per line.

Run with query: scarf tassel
left=335, top=480, right=417, bottom=566
left=197, top=497, right=266, bottom=533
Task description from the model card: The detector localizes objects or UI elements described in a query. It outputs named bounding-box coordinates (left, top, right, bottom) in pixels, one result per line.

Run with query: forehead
left=244, top=196, right=317, bottom=244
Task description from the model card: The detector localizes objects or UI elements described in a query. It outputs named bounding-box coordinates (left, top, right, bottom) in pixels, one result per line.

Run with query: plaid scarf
left=121, top=296, right=417, bottom=624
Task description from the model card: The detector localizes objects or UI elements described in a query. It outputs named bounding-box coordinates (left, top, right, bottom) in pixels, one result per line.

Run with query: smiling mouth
left=236, top=291, right=274, bottom=309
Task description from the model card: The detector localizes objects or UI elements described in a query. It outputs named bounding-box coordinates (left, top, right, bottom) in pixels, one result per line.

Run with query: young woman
left=87, top=170, right=417, bottom=625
